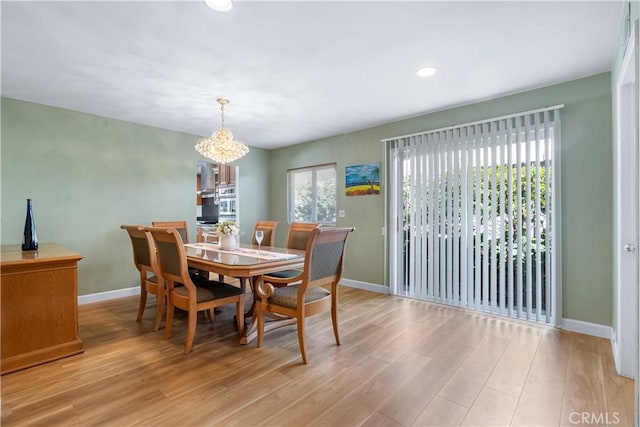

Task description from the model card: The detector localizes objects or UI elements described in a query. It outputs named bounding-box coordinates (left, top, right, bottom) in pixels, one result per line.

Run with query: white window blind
left=384, top=106, right=562, bottom=325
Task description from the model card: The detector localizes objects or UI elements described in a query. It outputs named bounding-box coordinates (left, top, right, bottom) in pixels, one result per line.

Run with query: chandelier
left=195, top=98, right=249, bottom=164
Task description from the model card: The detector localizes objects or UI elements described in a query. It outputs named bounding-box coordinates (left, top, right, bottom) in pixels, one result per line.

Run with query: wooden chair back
left=121, top=224, right=165, bottom=330
left=152, top=220, right=189, bottom=244
left=299, top=227, right=353, bottom=294
left=286, top=222, right=319, bottom=250
left=252, top=220, right=279, bottom=246
left=146, top=226, right=192, bottom=292
left=121, top=224, right=153, bottom=273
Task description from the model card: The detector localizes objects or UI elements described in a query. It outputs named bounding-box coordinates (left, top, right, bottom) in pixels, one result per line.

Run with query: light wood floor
left=1, top=285, right=634, bottom=426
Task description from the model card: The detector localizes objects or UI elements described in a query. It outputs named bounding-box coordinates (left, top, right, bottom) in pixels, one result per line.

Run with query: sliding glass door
left=386, top=107, right=561, bottom=325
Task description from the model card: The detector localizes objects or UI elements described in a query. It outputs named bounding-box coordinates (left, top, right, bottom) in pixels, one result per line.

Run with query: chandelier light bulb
left=204, top=0, right=233, bottom=12
left=417, top=66, right=438, bottom=77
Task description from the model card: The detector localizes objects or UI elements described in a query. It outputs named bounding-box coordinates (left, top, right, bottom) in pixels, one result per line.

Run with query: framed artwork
left=345, top=163, right=380, bottom=196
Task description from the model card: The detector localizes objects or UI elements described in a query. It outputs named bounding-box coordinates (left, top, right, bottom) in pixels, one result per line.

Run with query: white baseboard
left=610, top=329, right=635, bottom=378
left=340, top=278, right=389, bottom=295
left=611, top=333, right=623, bottom=375
left=561, top=318, right=612, bottom=339
left=78, top=279, right=389, bottom=306
left=78, top=286, right=140, bottom=305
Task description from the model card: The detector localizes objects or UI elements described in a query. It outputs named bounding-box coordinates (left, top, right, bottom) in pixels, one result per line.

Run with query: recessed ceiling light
left=204, top=0, right=233, bottom=12
left=417, top=66, right=437, bottom=77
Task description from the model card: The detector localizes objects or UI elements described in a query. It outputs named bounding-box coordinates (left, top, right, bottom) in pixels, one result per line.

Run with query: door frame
left=613, top=19, right=639, bottom=382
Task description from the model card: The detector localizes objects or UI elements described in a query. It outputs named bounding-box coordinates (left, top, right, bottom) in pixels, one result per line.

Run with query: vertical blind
left=384, top=106, right=562, bottom=325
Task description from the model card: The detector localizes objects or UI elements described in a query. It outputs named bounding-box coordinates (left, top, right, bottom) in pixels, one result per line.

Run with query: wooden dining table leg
left=239, top=277, right=254, bottom=318
left=239, top=275, right=259, bottom=344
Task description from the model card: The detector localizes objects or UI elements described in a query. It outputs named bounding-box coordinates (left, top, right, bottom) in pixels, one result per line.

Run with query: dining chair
left=262, top=222, right=319, bottom=286
left=252, top=220, right=279, bottom=247
left=121, top=224, right=166, bottom=331
left=146, top=226, right=244, bottom=354
left=255, top=226, right=354, bottom=364
left=152, top=220, right=189, bottom=243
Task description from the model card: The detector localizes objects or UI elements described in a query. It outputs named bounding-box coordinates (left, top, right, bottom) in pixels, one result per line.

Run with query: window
left=288, top=163, right=336, bottom=225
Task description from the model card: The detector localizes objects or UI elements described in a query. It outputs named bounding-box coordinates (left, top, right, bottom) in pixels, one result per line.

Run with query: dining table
left=184, top=242, right=305, bottom=344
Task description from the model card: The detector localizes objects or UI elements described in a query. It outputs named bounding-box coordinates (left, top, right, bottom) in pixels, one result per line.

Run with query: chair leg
left=184, top=309, right=197, bottom=355
left=236, top=294, right=245, bottom=336
left=297, top=316, right=307, bottom=364
left=153, top=293, right=164, bottom=332
left=137, top=275, right=147, bottom=322
left=163, top=297, right=174, bottom=340
left=256, top=299, right=265, bottom=347
left=331, top=292, right=340, bottom=345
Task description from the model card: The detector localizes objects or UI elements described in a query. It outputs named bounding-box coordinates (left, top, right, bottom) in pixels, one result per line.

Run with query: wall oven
left=218, top=198, right=236, bottom=215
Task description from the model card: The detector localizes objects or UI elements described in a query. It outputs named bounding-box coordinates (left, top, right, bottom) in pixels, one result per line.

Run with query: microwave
left=218, top=187, right=235, bottom=198
left=219, top=199, right=236, bottom=215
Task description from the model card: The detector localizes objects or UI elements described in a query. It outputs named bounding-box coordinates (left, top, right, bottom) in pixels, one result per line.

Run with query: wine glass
left=255, top=230, right=264, bottom=254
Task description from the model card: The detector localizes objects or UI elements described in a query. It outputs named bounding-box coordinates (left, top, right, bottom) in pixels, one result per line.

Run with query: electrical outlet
left=338, top=210, right=345, bottom=218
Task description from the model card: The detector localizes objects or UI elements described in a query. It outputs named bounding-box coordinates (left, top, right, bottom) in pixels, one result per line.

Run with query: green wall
left=0, top=98, right=270, bottom=295
left=270, top=72, right=613, bottom=326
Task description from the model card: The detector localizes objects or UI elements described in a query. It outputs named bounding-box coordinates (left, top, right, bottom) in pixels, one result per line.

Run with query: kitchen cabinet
left=218, top=165, right=236, bottom=186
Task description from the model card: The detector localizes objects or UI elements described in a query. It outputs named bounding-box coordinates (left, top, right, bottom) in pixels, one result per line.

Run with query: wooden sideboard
left=1, top=243, right=84, bottom=374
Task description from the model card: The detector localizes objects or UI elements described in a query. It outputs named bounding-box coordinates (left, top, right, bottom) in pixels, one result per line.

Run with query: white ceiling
left=1, top=1, right=623, bottom=149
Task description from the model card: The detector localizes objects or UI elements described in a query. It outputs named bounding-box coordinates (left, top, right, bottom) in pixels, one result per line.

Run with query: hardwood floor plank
left=462, top=386, right=518, bottom=426
left=258, top=356, right=388, bottom=426
left=485, top=330, right=541, bottom=397
left=214, top=356, right=344, bottom=426
left=1, top=404, right=76, bottom=427
left=375, top=356, right=460, bottom=425
left=437, top=374, right=485, bottom=410
left=511, top=380, right=564, bottom=426
left=310, top=350, right=431, bottom=426
left=363, top=412, right=406, bottom=427
left=559, top=334, right=607, bottom=427
left=526, top=329, right=571, bottom=390
left=438, top=334, right=509, bottom=408
left=412, top=396, right=468, bottom=427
